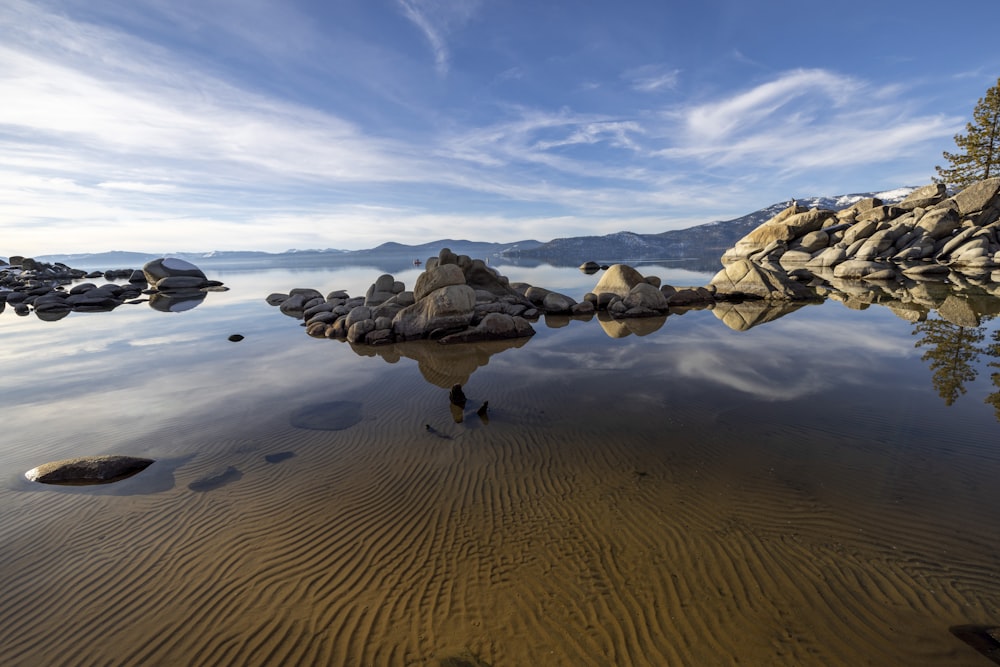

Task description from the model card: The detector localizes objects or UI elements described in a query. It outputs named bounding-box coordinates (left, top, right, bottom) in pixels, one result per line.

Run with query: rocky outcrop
left=1, top=256, right=225, bottom=319
left=721, top=178, right=1000, bottom=280
left=270, top=248, right=539, bottom=345
left=25, top=455, right=155, bottom=484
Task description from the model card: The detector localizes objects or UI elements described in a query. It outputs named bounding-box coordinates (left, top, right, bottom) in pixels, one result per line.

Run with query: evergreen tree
left=935, top=77, right=1000, bottom=187
left=912, top=318, right=985, bottom=406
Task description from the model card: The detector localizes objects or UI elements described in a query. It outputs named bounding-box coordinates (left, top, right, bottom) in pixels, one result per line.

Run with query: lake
left=1, top=260, right=999, bottom=666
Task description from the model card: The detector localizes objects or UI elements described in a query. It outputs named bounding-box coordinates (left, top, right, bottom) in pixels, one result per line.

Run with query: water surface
left=1, top=263, right=999, bottom=666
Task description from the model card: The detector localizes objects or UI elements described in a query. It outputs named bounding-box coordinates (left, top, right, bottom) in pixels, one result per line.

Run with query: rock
left=580, top=261, right=601, bottom=273
left=797, top=230, right=830, bottom=253
left=952, top=177, right=1000, bottom=216
left=726, top=208, right=836, bottom=258
left=449, top=384, right=467, bottom=407
left=622, top=282, right=669, bottom=312
left=593, top=264, right=646, bottom=297
left=897, top=183, right=947, bottom=210
left=393, top=284, right=476, bottom=340
left=413, top=263, right=465, bottom=301
left=439, top=312, right=535, bottom=343
left=25, top=455, right=155, bottom=484
left=541, top=291, right=576, bottom=313
left=228, top=334, right=244, bottom=342
left=915, top=207, right=961, bottom=239
left=142, top=257, right=208, bottom=288
left=365, top=274, right=398, bottom=306
left=266, top=293, right=288, bottom=306
left=710, top=259, right=815, bottom=300
left=833, top=260, right=895, bottom=279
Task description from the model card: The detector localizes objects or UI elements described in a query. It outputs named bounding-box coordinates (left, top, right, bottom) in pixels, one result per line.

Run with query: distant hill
left=26, top=188, right=914, bottom=271
left=498, top=188, right=916, bottom=266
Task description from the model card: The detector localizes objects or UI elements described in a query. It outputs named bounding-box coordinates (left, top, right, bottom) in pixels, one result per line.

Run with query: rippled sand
left=2, top=366, right=999, bottom=667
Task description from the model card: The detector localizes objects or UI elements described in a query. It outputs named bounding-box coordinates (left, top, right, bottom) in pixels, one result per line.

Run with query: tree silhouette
left=912, top=318, right=986, bottom=406
left=935, top=77, right=1000, bottom=187
left=985, top=329, right=1000, bottom=420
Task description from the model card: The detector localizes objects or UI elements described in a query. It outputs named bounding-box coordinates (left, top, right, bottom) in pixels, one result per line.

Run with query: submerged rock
left=25, top=455, right=155, bottom=485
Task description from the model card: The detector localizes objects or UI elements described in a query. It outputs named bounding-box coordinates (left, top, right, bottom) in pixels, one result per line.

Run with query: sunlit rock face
left=721, top=178, right=1000, bottom=274
left=708, top=259, right=816, bottom=301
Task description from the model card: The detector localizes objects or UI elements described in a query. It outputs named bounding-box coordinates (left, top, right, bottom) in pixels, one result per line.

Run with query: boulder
left=413, top=263, right=465, bottom=301
left=952, top=177, right=1000, bottom=216
left=393, top=284, right=476, bottom=340
left=622, top=282, right=669, bottom=312
left=142, top=258, right=208, bottom=288
left=593, top=264, right=646, bottom=297
left=726, top=208, right=835, bottom=258
left=25, top=455, right=155, bottom=484
left=897, top=183, right=947, bottom=210
left=541, top=291, right=576, bottom=313
left=438, top=313, right=535, bottom=343
left=365, top=274, right=398, bottom=306
left=710, top=259, right=815, bottom=300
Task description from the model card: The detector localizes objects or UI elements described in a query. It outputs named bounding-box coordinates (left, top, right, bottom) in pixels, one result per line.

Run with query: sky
left=2, top=0, right=1000, bottom=255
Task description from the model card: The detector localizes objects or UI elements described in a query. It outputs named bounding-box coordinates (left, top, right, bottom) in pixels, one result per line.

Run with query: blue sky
left=2, top=0, right=999, bottom=254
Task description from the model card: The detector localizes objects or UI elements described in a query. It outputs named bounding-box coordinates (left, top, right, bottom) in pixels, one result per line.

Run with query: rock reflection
left=348, top=337, right=530, bottom=388
left=596, top=311, right=667, bottom=337
left=711, top=300, right=812, bottom=331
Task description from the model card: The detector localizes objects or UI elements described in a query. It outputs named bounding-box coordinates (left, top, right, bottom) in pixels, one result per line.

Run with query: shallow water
left=1, top=263, right=999, bottom=666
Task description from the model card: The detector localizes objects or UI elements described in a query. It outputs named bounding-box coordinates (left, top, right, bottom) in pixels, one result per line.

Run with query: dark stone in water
left=25, top=455, right=155, bottom=485
left=264, top=451, right=295, bottom=464
left=228, top=334, right=244, bottom=342
left=449, top=383, right=467, bottom=407
left=188, top=466, right=242, bottom=492
left=290, top=400, right=363, bottom=431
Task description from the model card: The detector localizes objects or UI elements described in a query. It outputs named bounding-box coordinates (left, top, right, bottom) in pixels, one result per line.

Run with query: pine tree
left=935, top=77, right=1000, bottom=187
left=912, top=318, right=985, bottom=406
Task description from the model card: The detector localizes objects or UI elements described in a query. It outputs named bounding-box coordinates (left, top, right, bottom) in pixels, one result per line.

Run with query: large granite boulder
left=709, top=259, right=815, bottom=300
left=393, top=284, right=476, bottom=340
left=592, top=264, right=646, bottom=297
left=414, top=263, right=466, bottom=301
left=25, top=455, right=154, bottom=484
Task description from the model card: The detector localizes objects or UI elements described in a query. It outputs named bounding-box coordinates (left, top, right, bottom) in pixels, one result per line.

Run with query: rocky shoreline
left=0, top=256, right=227, bottom=319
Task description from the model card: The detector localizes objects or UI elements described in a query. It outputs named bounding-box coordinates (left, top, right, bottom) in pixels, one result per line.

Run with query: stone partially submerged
left=25, top=455, right=155, bottom=485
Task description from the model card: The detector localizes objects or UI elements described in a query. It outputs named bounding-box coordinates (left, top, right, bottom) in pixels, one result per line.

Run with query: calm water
left=2, top=262, right=999, bottom=665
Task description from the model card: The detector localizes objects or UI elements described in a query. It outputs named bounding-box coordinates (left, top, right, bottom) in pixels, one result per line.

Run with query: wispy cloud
left=396, top=0, right=481, bottom=76
left=623, top=64, right=681, bottom=93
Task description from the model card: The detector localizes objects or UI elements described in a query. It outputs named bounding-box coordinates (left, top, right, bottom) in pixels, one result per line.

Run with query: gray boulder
left=393, top=284, right=476, bottom=340
left=142, top=258, right=208, bottom=289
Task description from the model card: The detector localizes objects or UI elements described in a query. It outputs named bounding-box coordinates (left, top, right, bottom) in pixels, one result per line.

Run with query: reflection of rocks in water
left=290, top=400, right=363, bottom=430
left=149, top=290, right=206, bottom=312
left=351, top=337, right=529, bottom=388
left=596, top=311, right=667, bottom=338
left=712, top=300, right=812, bottom=331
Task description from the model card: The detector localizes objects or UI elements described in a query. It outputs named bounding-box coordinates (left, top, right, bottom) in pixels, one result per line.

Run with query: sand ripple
left=1, top=382, right=999, bottom=666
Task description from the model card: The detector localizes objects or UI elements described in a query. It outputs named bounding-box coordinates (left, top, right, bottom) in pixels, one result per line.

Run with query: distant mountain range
left=30, top=188, right=914, bottom=272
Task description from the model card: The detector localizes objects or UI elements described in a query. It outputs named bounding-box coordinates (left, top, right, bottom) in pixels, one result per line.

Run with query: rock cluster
left=0, top=256, right=225, bottom=319
left=267, top=248, right=550, bottom=345
left=716, top=178, right=1000, bottom=298
left=581, top=263, right=715, bottom=316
